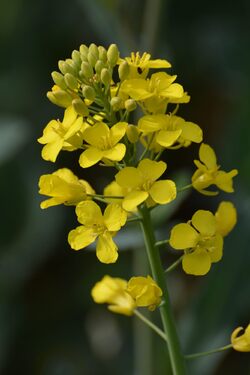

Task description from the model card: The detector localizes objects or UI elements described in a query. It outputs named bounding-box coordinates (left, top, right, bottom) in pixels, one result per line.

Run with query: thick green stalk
left=139, top=205, right=187, bottom=375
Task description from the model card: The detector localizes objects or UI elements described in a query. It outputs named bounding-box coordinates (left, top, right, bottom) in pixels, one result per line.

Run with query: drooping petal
left=215, top=201, right=237, bottom=237
left=91, top=275, right=127, bottom=303
left=122, top=190, right=149, bottom=211
left=191, top=210, right=216, bottom=236
left=79, top=147, right=103, bottom=168
left=104, top=203, right=127, bottom=231
left=96, top=233, right=119, bottom=263
left=115, top=167, right=142, bottom=189
left=149, top=180, right=176, bottom=204
left=178, top=121, right=203, bottom=143
left=209, top=234, right=223, bottom=263
left=161, top=83, right=184, bottom=99
left=75, top=201, right=103, bottom=226
left=40, top=197, right=65, bottom=209
left=138, top=159, right=166, bottom=182
left=37, top=120, right=59, bottom=144
left=41, top=138, right=64, bottom=162
left=102, top=143, right=126, bottom=161
left=182, top=249, right=211, bottom=275
left=215, top=170, right=238, bottom=193
left=231, top=325, right=250, bottom=352
left=170, top=223, right=199, bottom=250
left=68, top=226, right=97, bottom=250
left=199, top=143, right=217, bottom=169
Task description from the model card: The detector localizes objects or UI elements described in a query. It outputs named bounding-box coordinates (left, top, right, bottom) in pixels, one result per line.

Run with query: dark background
left=1, top=0, right=250, bottom=374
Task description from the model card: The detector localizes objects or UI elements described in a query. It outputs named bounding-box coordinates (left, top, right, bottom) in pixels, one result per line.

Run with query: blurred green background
left=1, top=0, right=250, bottom=374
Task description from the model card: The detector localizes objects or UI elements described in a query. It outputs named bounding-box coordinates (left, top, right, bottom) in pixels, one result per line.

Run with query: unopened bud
left=118, top=61, right=129, bottom=81
left=80, top=61, right=93, bottom=78
left=95, top=60, right=105, bottom=74
left=51, top=71, right=67, bottom=89
left=125, top=99, right=137, bottom=112
left=64, top=73, right=78, bottom=90
left=71, top=50, right=81, bottom=65
left=72, top=98, right=89, bottom=116
left=107, top=44, right=119, bottom=66
left=89, top=44, right=99, bottom=59
left=47, top=89, right=72, bottom=108
left=58, top=60, right=76, bottom=76
left=79, top=44, right=88, bottom=57
left=110, top=97, right=122, bottom=111
left=87, top=51, right=98, bottom=67
left=126, top=124, right=139, bottom=143
left=101, top=68, right=111, bottom=86
left=82, top=85, right=96, bottom=101
left=98, top=46, right=107, bottom=62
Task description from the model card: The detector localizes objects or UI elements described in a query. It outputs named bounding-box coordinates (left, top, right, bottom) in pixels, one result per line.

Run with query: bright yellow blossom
left=231, top=324, right=250, bottom=352
left=127, top=275, right=162, bottom=311
left=115, top=159, right=176, bottom=211
left=121, top=72, right=184, bottom=113
left=68, top=201, right=127, bottom=263
left=79, top=121, right=127, bottom=168
left=215, top=201, right=237, bottom=237
left=138, top=114, right=203, bottom=149
left=39, top=168, right=94, bottom=209
left=38, top=106, right=88, bottom=162
left=119, top=52, right=171, bottom=79
left=91, top=275, right=162, bottom=316
left=91, top=275, right=136, bottom=316
left=192, top=143, right=238, bottom=195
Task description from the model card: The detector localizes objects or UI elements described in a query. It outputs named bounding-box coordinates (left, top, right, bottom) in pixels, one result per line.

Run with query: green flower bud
left=87, top=51, right=98, bottom=67
left=98, top=46, right=107, bottom=62
left=58, top=60, right=76, bottom=76
left=110, top=96, right=122, bottom=111
left=72, top=98, right=89, bottom=116
left=107, top=44, right=119, bottom=66
left=79, top=44, right=88, bottom=57
left=51, top=71, right=67, bottom=89
left=126, top=124, right=139, bottom=143
left=118, top=61, right=129, bottom=81
left=71, top=50, right=81, bottom=65
left=80, top=61, right=93, bottom=78
left=89, top=43, right=99, bottom=59
left=125, top=99, right=137, bottom=112
left=47, top=89, right=72, bottom=108
left=64, top=73, right=78, bottom=90
left=101, top=68, right=111, bottom=86
left=82, top=85, right=96, bottom=101
left=95, top=60, right=105, bottom=74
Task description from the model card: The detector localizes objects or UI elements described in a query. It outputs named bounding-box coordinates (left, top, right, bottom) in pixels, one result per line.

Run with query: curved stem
left=185, top=344, right=232, bottom=360
left=165, top=256, right=183, bottom=274
left=139, top=205, right=187, bottom=375
left=134, top=310, right=167, bottom=342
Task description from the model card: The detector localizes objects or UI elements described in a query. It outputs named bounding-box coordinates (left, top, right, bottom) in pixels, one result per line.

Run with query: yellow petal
left=147, top=59, right=171, bottom=68
left=209, top=234, right=223, bottom=263
left=182, top=249, right=211, bottom=275
left=64, top=117, right=83, bottom=139
left=79, top=147, right=103, bottom=168
left=199, top=143, right=217, bottom=169
left=121, top=79, right=153, bottom=100
left=149, top=180, right=176, bottom=204
left=122, top=190, right=149, bottom=211
left=102, top=143, right=126, bottom=161
left=156, top=129, right=182, bottom=147
left=161, top=83, right=184, bottom=99
left=104, top=203, right=127, bottom=231
left=138, top=159, right=166, bottom=182
left=127, top=275, right=162, bottom=310
left=41, top=139, right=64, bottom=162
left=115, top=167, right=142, bottom=189
left=191, top=210, right=216, bottom=236
left=138, top=115, right=165, bottom=133
left=170, top=223, right=199, bottom=250
left=75, top=201, right=103, bottom=226
left=83, top=122, right=109, bottom=147
left=215, top=201, right=237, bottom=237
left=96, top=233, right=118, bottom=263
left=178, top=121, right=203, bottom=143
left=40, top=197, right=65, bottom=209
left=62, top=106, right=77, bottom=128
left=231, top=325, right=250, bottom=352
left=110, top=122, right=128, bottom=144
left=215, top=170, right=238, bottom=193
left=68, top=226, right=96, bottom=250
left=37, top=120, right=59, bottom=144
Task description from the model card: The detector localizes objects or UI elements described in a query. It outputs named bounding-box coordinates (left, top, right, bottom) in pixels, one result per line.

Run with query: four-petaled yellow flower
left=169, top=201, right=237, bottom=275
left=138, top=114, right=203, bottom=149
left=79, top=121, right=127, bottom=168
left=68, top=201, right=127, bottom=263
left=38, top=106, right=88, bottom=162
left=192, top=143, right=238, bottom=195
left=115, top=159, right=176, bottom=211
left=231, top=324, right=250, bottom=352
left=39, top=168, right=94, bottom=209
left=119, top=52, right=171, bottom=79
left=91, top=275, right=162, bottom=316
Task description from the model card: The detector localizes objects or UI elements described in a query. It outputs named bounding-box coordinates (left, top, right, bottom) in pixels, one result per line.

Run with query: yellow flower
left=91, top=275, right=136, bottom=316
left=39, top=168, right=95, bottom=209
left=119, top=52, right=171, bottom=79
left=115, top=159, right=176, bottom=211
left=79, top=121, right=127, bottom=168
left=192, top=143, right=238, bottom=195
left=120, top=72, right=184, bottom=114
left=215, top=201, right=237, bottom=237
left=138, top=114, right=203, bottom=149
left=68, top=201, right=127, bottom=263
left=127, top=276, right=162, bottom=311
left=231, top=324, right=250, bottom=352
left=91, top=275, right=162, bottom=316
left=38, top=106, right=88, bottom=162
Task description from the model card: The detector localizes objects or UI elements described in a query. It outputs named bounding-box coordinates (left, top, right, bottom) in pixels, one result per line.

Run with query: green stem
left=185, top=344, right=232, bottom=360
left=155, top=239, right=169, bottom=247
left=177, top=184, right=192, bottom=193
left=134, top=310, right=167, bottom=342
left=165, top=256, right=183, bottom=274
left=139, top=205, right=187, bottom=375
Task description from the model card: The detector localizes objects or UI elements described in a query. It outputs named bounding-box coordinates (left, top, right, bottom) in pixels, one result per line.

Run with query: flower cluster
left=38, top=43, right=238, bottom=322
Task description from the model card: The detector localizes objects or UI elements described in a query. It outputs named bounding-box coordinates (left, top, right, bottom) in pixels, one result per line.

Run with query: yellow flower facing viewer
left=192, top=143, right=238, bottom=195
left=79, top=121, right=127, bottom=168
left=115, top=158, right=176, bottom=211
left=91, top=275, right=162, bottom=316
left=68, top=201, right=127, bottom=263
left=119, top=51, right=171, bottom=79
left=39, top=168, right=94, bottom=209
left=138, top=114, right=203, bottom=149
left=231, top=324, right=250, bottom=352
left=169, top=202, right=237, bottom=275
left=38, top=106, right=88, bottom=162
